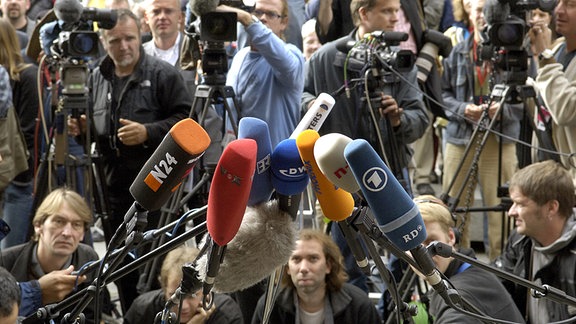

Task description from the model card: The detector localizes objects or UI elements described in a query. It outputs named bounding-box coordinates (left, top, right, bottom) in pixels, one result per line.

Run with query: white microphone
left=290, top=93, right=335, bottom=138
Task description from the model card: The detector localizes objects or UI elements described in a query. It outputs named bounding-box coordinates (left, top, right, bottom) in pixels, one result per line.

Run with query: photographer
left=68, top=9, right=190, bottom=312
left=222, top=0, right=305, bottom=147
left=532, top=0, right=576, bottom=179
left=441, top=0, right=523, bottom=260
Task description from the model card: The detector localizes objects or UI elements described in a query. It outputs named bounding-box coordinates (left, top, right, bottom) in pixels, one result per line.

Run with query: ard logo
left=362, top=167, right=387, bottom=192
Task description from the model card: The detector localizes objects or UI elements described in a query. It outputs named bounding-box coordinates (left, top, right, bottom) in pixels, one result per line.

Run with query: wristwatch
left=538, top=49, right=554, bottom=61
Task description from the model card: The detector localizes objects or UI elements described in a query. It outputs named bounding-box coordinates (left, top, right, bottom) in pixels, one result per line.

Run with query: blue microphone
left=238, top=117, right=274, bottom=206
left=343, top=139, right=426, bottom=251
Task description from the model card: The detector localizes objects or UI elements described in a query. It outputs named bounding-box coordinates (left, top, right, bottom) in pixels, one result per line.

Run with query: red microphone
left=203, top=139, right=257, bottom=299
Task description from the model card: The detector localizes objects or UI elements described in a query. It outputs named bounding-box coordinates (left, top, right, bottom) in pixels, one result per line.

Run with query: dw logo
left=362, top=167, right=387, bottom=192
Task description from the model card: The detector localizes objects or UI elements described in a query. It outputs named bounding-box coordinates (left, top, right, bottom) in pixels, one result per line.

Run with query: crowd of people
left=1, top=0, right=576, bottom=322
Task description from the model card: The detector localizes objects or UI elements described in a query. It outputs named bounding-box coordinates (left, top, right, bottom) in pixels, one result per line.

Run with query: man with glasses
left=221, top=0, right=305, bottom=147
left=0, top=188, right=100, bottom=322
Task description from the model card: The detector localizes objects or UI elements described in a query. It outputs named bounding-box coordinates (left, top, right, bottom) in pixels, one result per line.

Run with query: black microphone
left=483, top=0, right=510, bottom=26
left=129, top=118, right=211, bottom=211
left=344, top=139, right=453, bottom=301
left=54, top=0, right=84, bottom=24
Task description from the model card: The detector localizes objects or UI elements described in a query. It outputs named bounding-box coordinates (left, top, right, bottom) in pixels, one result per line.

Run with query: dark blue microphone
left=344, top=139, right=426, bottom=250
left=344, top=139, right=452, bottom=300
left=238, top=117, right=274, bottom=206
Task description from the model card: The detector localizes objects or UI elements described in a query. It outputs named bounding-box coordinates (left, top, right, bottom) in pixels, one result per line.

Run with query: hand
left=379, top=94, right=402, bottom=127
left=38, top=265, right=86, bottom=305
left=186, top=304, right=215, bottom=324
left=464, top=104, right=483, bottom=122
left=487, top=102, right=501, bottom=120
left=216, top=5, right=252, bottom=26
left=67, top=114, right=87, bottom=136
left=117, top=118, right=148, bottom=146
left=529, top=23, right=552, bottom=56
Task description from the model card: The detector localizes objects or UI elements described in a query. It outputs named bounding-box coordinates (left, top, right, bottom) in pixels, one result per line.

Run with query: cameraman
left=441, top=0, right=523, bottom=260
left=222, top=0, right=305, bottom=147
left=532, top=0, right=576, bottom=179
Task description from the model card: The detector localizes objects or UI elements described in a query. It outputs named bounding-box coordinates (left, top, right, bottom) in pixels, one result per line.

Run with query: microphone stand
left=429, top=241, right=576, bottom=308
left=157, top=262, right=203, bottom=324
left=23, top=210, right=209, bottom=323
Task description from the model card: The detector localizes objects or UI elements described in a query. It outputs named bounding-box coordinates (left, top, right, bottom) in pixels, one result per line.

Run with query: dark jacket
left=251, top=283, right=381, bottom=324
left=495, top=228, right=576, bottom=323
left=0, top=241, right=99, bottom=323
left=123, top=289, right=244, bottom=324
left=89, top=49, right=190, bottom=215
left=428, top=248, right=525, bottom=323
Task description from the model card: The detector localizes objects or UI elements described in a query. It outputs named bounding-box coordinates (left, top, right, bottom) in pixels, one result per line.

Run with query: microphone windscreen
left=271, top=139, right=309, bottom=195
left=190, top=0, right=219, bottom=17
left=207, top=139, right=257, bottom=246
left=54, top=0, right=84, bottom=24
left=196, top=200, right=297, bottom=293
left=290, top=93, right=335, bottom=138
left=129, top=118, right=210, bottom=211
left=344, top=139, right=426, bottom=250
left=314, top=133, right=359, bottom=193
left=296, top=130, right=354, bottom=221
left=238, top=117, right=274, bottom=206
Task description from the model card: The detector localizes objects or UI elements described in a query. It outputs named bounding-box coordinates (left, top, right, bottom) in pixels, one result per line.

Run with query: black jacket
left=495, top=229, right=576, bottom=322
left=89, top=49, right=190, bottom=211
left=0, top=241, right=99, bottom=323
left=123, top=289, right=244, bottom=324
left=251, top=283, right=381, bottom=324
left=428, top=248, right=525, bottom=323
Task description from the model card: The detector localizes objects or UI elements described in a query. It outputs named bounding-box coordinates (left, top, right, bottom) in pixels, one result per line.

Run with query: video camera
left=337, top=31, right=414, bottom=98
left=481, top=0, right=555, bottom=85
left=187, top=0, right=255, bottom=85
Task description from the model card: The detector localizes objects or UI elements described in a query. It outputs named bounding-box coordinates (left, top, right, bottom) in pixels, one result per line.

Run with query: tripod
left=440, top=82, right=540, bottom=256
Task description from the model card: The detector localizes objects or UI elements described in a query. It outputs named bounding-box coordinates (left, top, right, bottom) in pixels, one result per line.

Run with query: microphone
left=290, top=93, right=335, bottom=138
left=270, top=138, right=309, bottom=219
left=203, top=138, right=257, bottom=298
left=313, top=133, right=359, bottom=193
left=190, top=0, right=219, bottom=17
left=196, top=200, right=297, bottom=293
left=343, top=139, right=452, bottom=300
left=238, top=117, right=274, bottom=206
left=296, top=130, right=355, bottom=221
left=54, top=0, right=84, bottom=24
left=129, top=118, right=211, bottom=211
left=314, top=133, right=370, bottom=274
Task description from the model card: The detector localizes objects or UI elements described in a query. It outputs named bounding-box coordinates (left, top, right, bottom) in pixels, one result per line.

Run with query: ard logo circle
left=362, top=167, right=387, bottom=192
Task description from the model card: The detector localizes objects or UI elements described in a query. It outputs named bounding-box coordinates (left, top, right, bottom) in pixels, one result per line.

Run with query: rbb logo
left=362, top=167, right=387, bottom=192
left=144, top=152, right=178, bottom=192
left=221, top=166, right=242, bottom=186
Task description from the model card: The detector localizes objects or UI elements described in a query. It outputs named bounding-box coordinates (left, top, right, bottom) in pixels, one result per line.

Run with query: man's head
left=253, top=0, right=289, bottom=39
left=508, top=160, right=575, bottom=245
left=0, top=267, right=20, bottom=323
left=554, top=0, right=576, bottom=42
left=469, top=0, right=486, bottom=39
left=283, top=229, right=348, bottom=296
left=0, top=0, right=30, bottom=26
left=351, top=0, right=400, bottom=35
left=415, top=195, right=458, bottom=274
left=101, top=9, right=142, bottom=75
left=33, top=188, right=91, bottom=258
left=144, top=0, right=182, bottom=42
left=301, top=19, right=320, bottom=60
left=160, top=246, right=203, bottom=323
